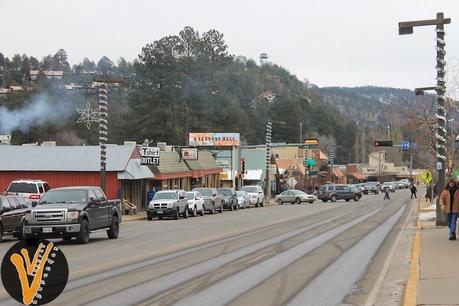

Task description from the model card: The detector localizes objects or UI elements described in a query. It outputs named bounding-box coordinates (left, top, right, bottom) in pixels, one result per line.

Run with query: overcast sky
left=1, top=0, right=459, bottom=89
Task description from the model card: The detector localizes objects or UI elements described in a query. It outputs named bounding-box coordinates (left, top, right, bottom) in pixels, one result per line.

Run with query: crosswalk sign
left=420, top=170, right=433, bottom=184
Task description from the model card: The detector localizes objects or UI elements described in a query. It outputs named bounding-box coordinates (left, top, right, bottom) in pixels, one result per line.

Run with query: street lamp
left=399, top=12, right=451, bottom=226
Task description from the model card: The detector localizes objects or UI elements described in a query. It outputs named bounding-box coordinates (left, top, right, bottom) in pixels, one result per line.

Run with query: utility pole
left=399, top=12, right=451, bottom=225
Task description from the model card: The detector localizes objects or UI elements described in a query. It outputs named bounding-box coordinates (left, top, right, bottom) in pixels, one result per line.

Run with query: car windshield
left=193, top=189, right=212, bottom=196
left=8, top=182, right=38, bottom=193
left=236, top=191, right=245, bottom=197
left=186, top=193, right=195, bottom=200
left=241, top=186, right=258, bottom=193
left=218, top=189, right=232, bottom=196
left=154, top=192, right=178, bottom=200
left=39, top=190, right=87, bottom=204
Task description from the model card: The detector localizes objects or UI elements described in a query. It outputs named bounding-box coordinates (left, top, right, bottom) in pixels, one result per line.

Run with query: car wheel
left=159, top=216, right=163, bottom=220
left=147, top=215, right=153, bottom=221
left=76, top=219, right=90, bottom=244
left=0, top=223, right=3, bottom=243
left=295, top=198, right=301, bottom=204
left=219, top=204, right=223, bottom=213
left=17, top=221, right=26, bottom=240
left=229, top=203, right=234, bottom=211
left=354, top=195, right=360, bottom=201
left=255, top=201, right=259, bottom=208
left=107, top=216, right=119, bottom=239
left=210, top=204, right=215, bottom=214
left=278, top=199, right=283, bottom=205
left=192, top=206, right=197, bottom=217
left=234, top=202, right=238, bottom=210
left=308, top=201, right=313, bottom=204
left=322, top=199, right=328, bottom=203
left=174, top=208, right=180, bottom=220
left=330, top=195, right=337, bottom=202
left=200, top=207, right=205, bottom=216
left=183, top=206, right=189, bottom=218
left=345, top=199, right=350, bottom=202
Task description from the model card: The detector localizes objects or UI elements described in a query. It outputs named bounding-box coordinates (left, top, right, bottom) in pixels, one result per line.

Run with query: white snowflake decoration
left=76, top=103, right=99, bottom=129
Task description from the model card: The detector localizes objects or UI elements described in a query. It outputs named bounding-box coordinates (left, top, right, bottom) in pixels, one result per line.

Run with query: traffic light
left=241, top=158, right=246, bottom=174
left=374, top=140, right=393, bottom=147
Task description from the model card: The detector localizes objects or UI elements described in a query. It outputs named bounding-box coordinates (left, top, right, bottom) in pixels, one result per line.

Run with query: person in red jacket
left=440, top=177, right=459, bottom=240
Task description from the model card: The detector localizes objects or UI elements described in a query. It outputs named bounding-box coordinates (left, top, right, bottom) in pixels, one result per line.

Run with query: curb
left=403, top=218, right=421, bottom=306
left=123, top=215, right=146, bottom=222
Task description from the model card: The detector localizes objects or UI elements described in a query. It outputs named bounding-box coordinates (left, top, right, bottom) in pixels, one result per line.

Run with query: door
left=87, top=189, right=102, bottom=229
left=94, top=189, right=110, bottom=228
left=8, top=197, right=23, bottom=227
left=1, top=198, right=15, bottom=232
left=335, top=186, right=344, bottom=199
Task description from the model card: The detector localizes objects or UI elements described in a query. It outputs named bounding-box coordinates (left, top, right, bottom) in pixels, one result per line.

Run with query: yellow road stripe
left=403, top=218, right=421, bottom=306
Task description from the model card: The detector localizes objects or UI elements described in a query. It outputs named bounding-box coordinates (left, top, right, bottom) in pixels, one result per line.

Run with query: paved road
left=0, top=190, right=412, bottom=306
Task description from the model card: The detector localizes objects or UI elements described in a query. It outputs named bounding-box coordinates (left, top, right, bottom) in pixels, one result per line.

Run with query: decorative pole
left=265, top=122, right=272, bottom=201
left=99, top=83, right=108, bottom=192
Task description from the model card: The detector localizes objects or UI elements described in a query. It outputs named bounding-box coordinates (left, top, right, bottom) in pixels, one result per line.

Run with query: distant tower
left=260, top=53, right=268, bottom=65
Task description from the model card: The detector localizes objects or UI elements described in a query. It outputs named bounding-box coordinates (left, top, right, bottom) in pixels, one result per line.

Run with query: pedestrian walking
left=383, top=186, right=391, bottom=200
left=147, top=187, right=156, bottom=205
left=425, top=186, right=432, bottom=203
left=439, top=177, right=459, bottom=240
left=410, top=184, right=418, bottom=199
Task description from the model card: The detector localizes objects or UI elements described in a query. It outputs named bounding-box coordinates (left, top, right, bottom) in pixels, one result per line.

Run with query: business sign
left=189, top=133, right=240, bottom=147
left=304, top=138, right=319, bottom=146
left=140, top=146, right=160, bottom=166
left=181, top=148, right=198, bottom=160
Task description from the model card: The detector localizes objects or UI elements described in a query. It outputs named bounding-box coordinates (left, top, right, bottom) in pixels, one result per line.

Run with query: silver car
left=236, top=191, right=250, bottom=209
left=276, top=190, right=317, bottom=204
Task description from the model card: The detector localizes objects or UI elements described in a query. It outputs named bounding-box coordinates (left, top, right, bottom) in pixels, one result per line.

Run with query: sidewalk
left=407, top=197, right=459, bottom=305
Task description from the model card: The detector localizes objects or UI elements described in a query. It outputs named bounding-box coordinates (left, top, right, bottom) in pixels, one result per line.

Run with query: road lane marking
left=287, top=204, right=406, bottom=306
left=402, top=218, right=421, bottom=306
left=364, top=199, right=414, bottom=306
left=173, top=207, right=384, bottom=306
left=84, top=208, right=369, bottom=306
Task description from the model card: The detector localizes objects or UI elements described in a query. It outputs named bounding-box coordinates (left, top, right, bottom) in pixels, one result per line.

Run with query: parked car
left=147, top=190, right=189, bottom=220
left=381, top=182, right=396, bottom=192
left=317, top=184, right=361, bottom=202
left=236, top=191, right=250, bottom=209
left=354, top=183, right=368, bottom=195
left=217, top=188, right=238, bottom=211
left=22, top=186, right=121, bottom=244
left=192, top=188, right=223, bottom=214
left=7, top=179, right=51, bottom=204
left=186, top=191, right=205, bottom=217
left=0, top=194, right=29, bottom=242
left=364, top=181, right=380, bottom=194
left=276, top=190, right=317, bottom=204
left=240, top=185, right=265, bottom=207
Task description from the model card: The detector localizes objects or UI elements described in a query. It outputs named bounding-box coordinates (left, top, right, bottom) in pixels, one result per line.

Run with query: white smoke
left=0, top=94, right=74, bottom=134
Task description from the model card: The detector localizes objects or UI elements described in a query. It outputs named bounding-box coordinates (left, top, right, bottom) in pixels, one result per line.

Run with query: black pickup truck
left=22, top=186, right=121, bottom=244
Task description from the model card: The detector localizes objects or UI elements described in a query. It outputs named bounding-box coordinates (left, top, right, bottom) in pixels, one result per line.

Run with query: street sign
left=420, top=170, right=433, bottom=184
left=287, top=177, right=297, bottom=189
left=401, top=140, right=410, bottom=151
left=140, top=146, right=160, bottom=166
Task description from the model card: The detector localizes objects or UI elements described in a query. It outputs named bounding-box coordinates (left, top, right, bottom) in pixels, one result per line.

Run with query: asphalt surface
left=0, top=191, right=412, bottom=306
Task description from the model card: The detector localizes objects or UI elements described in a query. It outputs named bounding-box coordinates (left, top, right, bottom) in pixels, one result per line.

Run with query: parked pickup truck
left=22, top=186, right=121, bottom=244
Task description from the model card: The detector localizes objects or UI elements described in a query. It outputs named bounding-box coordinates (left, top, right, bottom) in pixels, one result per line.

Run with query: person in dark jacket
left=147, top=187, right=156, bottom=205
left=410, top=184, right=418, bottom=199
left=440, top=177, right=459, bottom=240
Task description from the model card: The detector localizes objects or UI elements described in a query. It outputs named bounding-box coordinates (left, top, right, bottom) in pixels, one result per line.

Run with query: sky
left=1, top=0, right=459, bottom=89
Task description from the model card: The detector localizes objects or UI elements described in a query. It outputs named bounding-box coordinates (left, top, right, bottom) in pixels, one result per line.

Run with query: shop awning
left=349, top=172, right=365, bottom=180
